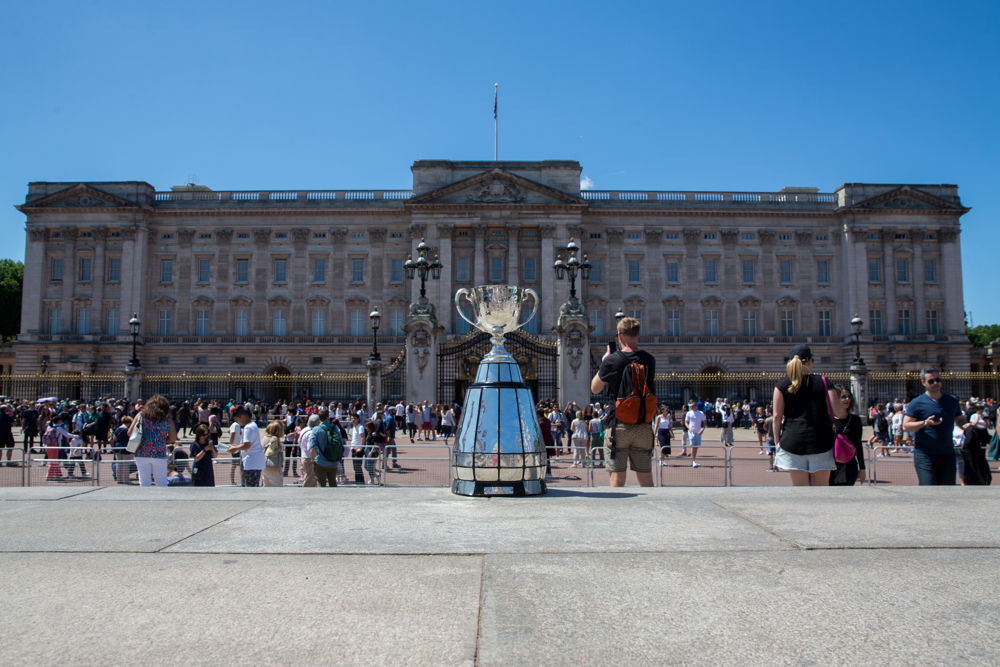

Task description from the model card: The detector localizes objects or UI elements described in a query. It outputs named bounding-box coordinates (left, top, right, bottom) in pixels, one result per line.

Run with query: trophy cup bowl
left=451, top=286, right=546, bottom=496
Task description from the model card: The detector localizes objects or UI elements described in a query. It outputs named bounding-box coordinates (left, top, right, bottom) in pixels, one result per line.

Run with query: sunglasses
left=925, top=378, right=941, bottom=385
left=839, top=395, right=852, bottom=400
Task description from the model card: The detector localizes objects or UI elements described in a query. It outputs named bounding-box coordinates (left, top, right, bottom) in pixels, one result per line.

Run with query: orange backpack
left=615, top=362, right=657, bottom=424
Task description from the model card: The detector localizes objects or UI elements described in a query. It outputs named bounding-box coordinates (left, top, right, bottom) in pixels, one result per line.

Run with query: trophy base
left=451, top=480, right=547, bottom=497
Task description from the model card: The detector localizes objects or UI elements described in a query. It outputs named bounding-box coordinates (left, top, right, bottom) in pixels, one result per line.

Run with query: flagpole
left=493, top=82, right=499, bottom=161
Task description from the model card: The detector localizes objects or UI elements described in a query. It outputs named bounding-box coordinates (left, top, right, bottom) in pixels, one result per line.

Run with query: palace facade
left=16, top=159, right=971, bottom=381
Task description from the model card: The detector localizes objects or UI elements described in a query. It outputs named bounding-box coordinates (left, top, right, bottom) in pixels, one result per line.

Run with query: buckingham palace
left=15, top=159, right=972, bottom=402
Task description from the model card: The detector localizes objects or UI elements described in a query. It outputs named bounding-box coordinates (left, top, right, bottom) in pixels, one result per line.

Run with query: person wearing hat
left=772, top=344, right=839, bottom=486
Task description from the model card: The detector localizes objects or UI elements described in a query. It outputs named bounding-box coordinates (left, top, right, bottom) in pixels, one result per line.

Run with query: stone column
left=795, top=230, right=815, bottom=333
left=555, top=313, right=590, bottom=409
left=473, top=225, right=487, bottom=286
left=124, top=363, right=142, bottom=403
left=539, top=224, right=556, bottom=330
left=331, top=228, right=348, bottom=332
left=756, top=230, right=776, bottom=333
left=939, top=228, right=964, bottom=335
left=177, top=229, right=196, bottom=333
left=850, top=362, right=868, bottom=419
left=431, top=224, right=452, bottom=322
left=369, top=227, right=387, bottom=304
left=366, top=357, right=384, bottom=407
left=882, top=230, right=897, bottom=334
left=506, top=223, right=519, bottom=286
left=606, top=228, right=625, bottom=310
left=120, top=224, right=148, bottom=329
left=215, top=228, right=233, bottom=331
left=911, top=230, right=925, bottom=333
left=404, top=320, right=439, bottom=404
left=682, top=228, right=701, bottom=334
left=91, top=228, right=108, bottom=332
left=721, top=229, right=739, bottom=334
left=22, top=228, right=46, bottom=334
left=60, top=227, right=77, bottom=329
left=291, top=228, right=311, bottom=333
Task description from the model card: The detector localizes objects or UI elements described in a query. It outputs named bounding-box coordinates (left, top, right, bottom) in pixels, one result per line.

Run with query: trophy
left=451, top=286, right=547, bottom=496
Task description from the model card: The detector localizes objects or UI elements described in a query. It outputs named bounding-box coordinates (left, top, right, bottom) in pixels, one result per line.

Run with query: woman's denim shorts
left=774, top=447, right=836, bottom=473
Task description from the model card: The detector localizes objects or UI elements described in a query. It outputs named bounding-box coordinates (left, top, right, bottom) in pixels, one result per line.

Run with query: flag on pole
left=493, top=83, right=498, bottom=120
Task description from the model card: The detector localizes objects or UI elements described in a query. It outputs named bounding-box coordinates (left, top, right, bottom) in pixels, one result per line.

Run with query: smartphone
left=608, top=339, right=616, bottom=353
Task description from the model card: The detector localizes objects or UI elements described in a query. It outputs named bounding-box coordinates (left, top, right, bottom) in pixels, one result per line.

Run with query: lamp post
left=40, top=358, right=48, bottom=375
left=552, top=238, right=591, bottom=304
left=404, top=238, right=443, bottom=312
left=850, top=314, right=864, bottom=365
left=369, top=306, right=381, bottom=362
left=615, top=307, right=626, bottom=323
left=128, top=313, right=141, bottom=368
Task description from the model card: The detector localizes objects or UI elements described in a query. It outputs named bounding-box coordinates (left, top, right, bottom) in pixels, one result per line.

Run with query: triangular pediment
left=407, top=168, right=585, bottom=206
left=20, top=184, right=140, bottom=210
left=847, top=186, right=966, bottom=212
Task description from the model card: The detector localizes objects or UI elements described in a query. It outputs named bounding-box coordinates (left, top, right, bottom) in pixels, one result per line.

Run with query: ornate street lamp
left=552, top=238, right=592, bottom=303
left=40, top=358, right=48, bottom=375
left=404, top=238, right=443, bottom=319
left=369, top=306, right=381, bottom=362
left=128, top=313, right=141, bottom=368
left=850, top=314, right=864, bottom=365
left=615, top=307, right=626, bottom=323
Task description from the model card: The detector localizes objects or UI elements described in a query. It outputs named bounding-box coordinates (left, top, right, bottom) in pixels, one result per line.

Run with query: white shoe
left=691, top=461, right=700, bottom=468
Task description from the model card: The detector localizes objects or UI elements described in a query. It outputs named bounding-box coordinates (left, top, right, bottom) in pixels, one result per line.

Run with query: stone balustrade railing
left=150, top=189, right=837, bottom=208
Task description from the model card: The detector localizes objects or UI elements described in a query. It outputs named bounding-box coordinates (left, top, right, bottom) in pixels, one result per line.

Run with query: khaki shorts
left=604, top=422, right=654, bottom=474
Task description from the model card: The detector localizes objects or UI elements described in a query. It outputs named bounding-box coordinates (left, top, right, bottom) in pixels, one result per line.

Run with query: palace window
left=350, top=310, right=366, bottom=336
left=195, top=310, right=210, bottom=336
left=197, top=259, right=211, bottom=283
left=107, top=257, right=121, bottom=283
left=818, top=310, right=832, bottom=336
left=78, top=257, right=93, bottom=282
left=816, top=259, right=830, bottom=284
left=158, top=310, right=172, bottom=336
left=780, top=310, right=795, bottom=336
left=589, top=310, right=604, bottom=336
left=589, top=259, right=603, bottom=283
left=742, top=259, right=756, bottom=284
left=47, top=307, right=62, bottom=334
left=703, top=259, right=718, bottom=283
left=522, top=256, right=537, bottom=282
left=627, top=259, right=641, bottom=283
left=778, top=233, right=792, bottom=241
left=313, top=258, right=326, bottom=283
left=455, top=257, right=471, bottom=282
left=924, top=258, right=937, bottom=283
left=104, top=309, right=119, bottom=335
left=926, top=309, right=939, bottom=334
left=489, top=256, right=504, bottom=283
left=743, top=311, right=757, bottom=336
left=75, top=308, right=90, bottom=335
left=311, top=310, right=326, bottom=336
left=49, top=258, right=64, bottom=282
left=665, top=259, right=679, bottom=284
left=160, top=260, right=173, bottom=284
left=703, top=233, right=717, bottom=240
left=665, top=310, right=681, bottom=336
left=897, top=309, right=912, bottom=335
left=869, top=309, right=884, bottom=335
left=389, top=309, right=404, bottom=336
left=272, top=310, right=288, bottom=336
left=234, top=311, right=249, bottom=336
left=391, top=258, right=404, bottom=283
left=779, top=259, right=793, bottom=283
left=704, top=310, right=720, bottom=336
left=868, top=258, right=881, bottom=283
left=273, top=259, right=287, bottom=283
left=235, top=259, right=249, bottom=283
left=896, top=258, right=910, bottom=283
left=351, top=259, right=365, bottom=283
left=741, top=233, right=755, bottom=241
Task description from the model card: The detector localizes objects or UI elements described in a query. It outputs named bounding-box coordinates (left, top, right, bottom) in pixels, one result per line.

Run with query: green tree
left=966, top=324, right=1000, bottom=348
left=0, top=259, right=22, bottom=341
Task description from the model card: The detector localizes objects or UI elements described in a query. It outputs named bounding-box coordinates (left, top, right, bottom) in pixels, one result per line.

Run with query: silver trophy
left=452, top=286, right=546, bottom=496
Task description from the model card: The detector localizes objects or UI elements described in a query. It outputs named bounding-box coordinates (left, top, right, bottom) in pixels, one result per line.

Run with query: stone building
left=15, top=160, right=971, bottom=401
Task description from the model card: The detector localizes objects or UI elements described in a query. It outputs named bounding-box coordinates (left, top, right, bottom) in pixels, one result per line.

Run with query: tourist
left=684, top=400, right=706, bottom=468
left=591, top=316, right=656, bottom=487
left=308, top=414, right=340, bottom=487
left=720, top=404, right=735, bottom=447
left=902, top=367, right=965, bottom=485
left=228, top=407, right=264, bottom=487
left=0, top=404, right=15, bottom=465
left=348, top=413, right=366, bottom=484
left=127, top=394, right=177, bottom=487
left=654, top=405, right=672, bottom=465
left=261, top=420, right=285, bottom=487
left=190, top=424, right=216, bottom=487
left=111, top=415, right=134, bottom=484
left=772, top=344, right=837, bottom=486
left=570, top=410, right=589, bottom=467
left=754, top=407, right=768, bottom=454
left=829, top=385, right=866, bottom=486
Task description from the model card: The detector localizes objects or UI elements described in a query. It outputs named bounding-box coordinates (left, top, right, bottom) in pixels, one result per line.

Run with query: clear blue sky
left=2, top=0, right=998, bottom=323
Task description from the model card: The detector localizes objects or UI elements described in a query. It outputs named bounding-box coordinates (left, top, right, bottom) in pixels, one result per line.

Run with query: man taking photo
left=903, top=367, right=966, bottom=485
left=591, top=317, right=656, bottom=487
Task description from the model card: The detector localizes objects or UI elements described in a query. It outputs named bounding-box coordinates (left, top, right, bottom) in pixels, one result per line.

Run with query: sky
left=2, top=0, right=998, bottom=323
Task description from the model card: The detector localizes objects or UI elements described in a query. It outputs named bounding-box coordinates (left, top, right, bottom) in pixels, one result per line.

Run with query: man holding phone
left=903, top=367, right=966, bottom=485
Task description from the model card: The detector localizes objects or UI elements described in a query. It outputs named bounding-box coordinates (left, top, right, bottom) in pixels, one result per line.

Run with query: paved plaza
left=1, top=484, right=997, bottom=665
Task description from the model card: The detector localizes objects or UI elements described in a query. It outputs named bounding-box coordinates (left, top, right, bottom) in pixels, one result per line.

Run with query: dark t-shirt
left=598, top=350, right=657, bottom=400
left=905, top=392, right=962, bottom=455
left=775, top=374, right=834, bottom=456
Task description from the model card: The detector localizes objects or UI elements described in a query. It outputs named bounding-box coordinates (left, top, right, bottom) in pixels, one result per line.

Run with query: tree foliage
left=966, top=324, right=1000, bottom=348
left=0, top=259, right=23, bottom=341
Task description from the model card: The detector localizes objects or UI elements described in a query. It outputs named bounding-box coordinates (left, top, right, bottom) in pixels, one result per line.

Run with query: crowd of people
left=0, top=334, right=996, bottom=488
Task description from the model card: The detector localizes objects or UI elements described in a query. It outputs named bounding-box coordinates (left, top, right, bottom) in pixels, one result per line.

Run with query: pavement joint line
left=153, top=501, right=265, bottom=553
left=474, top=555, right=486, bottom=667
left=709, top=499, right=805, bottom=550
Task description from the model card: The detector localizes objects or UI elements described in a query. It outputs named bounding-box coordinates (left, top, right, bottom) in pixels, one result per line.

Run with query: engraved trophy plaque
left=451, top=286, right=546, bottom=496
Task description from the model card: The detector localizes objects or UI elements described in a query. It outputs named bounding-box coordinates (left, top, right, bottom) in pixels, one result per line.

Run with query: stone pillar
left=291, top=228, right=311, bottom=333
left=555, top=308, right=591, bottom=409
left=911, top=230, right=925, bottom=333
left=850, top=362, right=869, bottom=418
left=124, top=364, right=142, bottom=403
left=473, top=226, right=487, bottom=286
left=435, top=223, right=454, bottom=327
left=60, top=227, right=77, bottom=329
left=939, top=228, right=964, bottom=335
left=366, top=358, right=384, bottom=407
left=22, top=228, right=46, bottom=334
left=506, top=223, right=519, bottom=287
left=404, top=320, right=439, bottom=404
left=539, top=224, right=556, bottom=330
left=331, top=228, right=349, bottom=331
left=682, top=228, right=702, bottom=334
left=91, top=228, right=108, bottom=332
left=882, top=230, right=897, bottom=334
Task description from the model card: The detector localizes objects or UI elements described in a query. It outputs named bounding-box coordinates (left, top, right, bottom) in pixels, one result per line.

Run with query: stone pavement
left=1, top=486, right=997, bottom=665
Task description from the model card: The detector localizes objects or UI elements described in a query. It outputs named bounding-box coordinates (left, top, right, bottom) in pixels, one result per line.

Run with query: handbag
left=126, top=417, right=143, bottom=454
left=822, top=376, right=857, bottom=464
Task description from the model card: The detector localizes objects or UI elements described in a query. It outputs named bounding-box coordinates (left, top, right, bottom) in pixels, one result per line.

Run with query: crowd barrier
left=2, top=442, right=938, bottom=488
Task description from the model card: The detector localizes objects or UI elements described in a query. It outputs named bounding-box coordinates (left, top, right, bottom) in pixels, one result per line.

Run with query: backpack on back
left=614, top=361, right=657, bottom=425
left=320, top=423, right=344, bottom=462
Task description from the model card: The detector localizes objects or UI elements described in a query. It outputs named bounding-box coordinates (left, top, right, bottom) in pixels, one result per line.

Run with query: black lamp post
left=850, top=314, right=864, bottom=365
left=552, top=238, right=592, bottom=303
left=404, top=238, right=443, bottom=303
left=40, top=358, right=48, bottom=375
left=369, top=306, right=381, bottom=362
left=128, top=313, right=141, bottom=368
left=615, top=307, right=626, bottom=323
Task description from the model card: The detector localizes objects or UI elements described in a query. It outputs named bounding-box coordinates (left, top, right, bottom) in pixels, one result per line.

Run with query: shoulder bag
left=822, top=376, right=857, bottom=464
left=126, top=417, right=143, bottom=454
